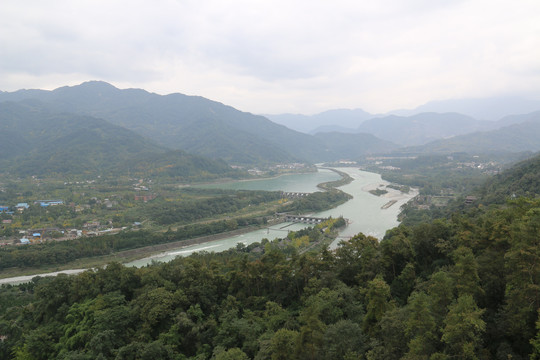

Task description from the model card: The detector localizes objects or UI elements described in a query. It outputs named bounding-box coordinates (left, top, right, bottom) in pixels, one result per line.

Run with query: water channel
left=126, top=167, right=417, bottom=266
left=0, top=167, right=417, bottom=285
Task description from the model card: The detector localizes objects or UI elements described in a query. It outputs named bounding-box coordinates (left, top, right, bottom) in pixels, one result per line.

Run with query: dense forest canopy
left=1, top=153, right=540, bottom=359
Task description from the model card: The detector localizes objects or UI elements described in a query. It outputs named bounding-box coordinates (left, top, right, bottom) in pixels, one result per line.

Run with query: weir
left=281, top=191, right=311, bottom=198
left=277, top=213, right=330, bottom=224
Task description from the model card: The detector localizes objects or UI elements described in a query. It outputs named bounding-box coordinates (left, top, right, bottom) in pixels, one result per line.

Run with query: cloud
left=1, top=0, right=539, bottom=114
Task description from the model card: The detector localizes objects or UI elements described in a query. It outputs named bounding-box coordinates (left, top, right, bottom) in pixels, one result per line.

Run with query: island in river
left=0, top=167, right=417, bottom=284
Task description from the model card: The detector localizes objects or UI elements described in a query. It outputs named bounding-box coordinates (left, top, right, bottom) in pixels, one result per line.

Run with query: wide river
left=125, top=167, right=417, bottom=266
left=0, top=168, right=417, bottom=284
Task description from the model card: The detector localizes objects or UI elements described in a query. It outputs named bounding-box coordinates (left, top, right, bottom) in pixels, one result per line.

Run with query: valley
left=1, top=82, right=540, bottom=359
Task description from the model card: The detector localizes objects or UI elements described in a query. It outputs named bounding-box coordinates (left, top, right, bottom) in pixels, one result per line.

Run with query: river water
left=0, top=168, right=417, bottom=284
left=126, top=167, right=417, bottom=266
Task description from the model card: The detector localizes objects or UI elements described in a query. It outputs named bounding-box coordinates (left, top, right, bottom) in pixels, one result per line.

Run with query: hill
left=478, top=152, right=540, bottom=204
left=0, top=101, right=241, bottom=179
left=0, top=82, right=323, bottom=165
left=405, top=112, right=540, bottom=154
left=390, top=95, right=540, bottom=120
left=265, top=108, right=374, bottom=134
left=313, top=132, right=399, bottom=160
left=356, top=112, right=488, bottom=146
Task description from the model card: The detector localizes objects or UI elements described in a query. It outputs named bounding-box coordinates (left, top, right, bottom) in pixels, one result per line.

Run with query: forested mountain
left=479, top=152, right=540, bottom=204
left=1, top=159, right=540, bottom=358
left=390, top=95, right=540, bottom=120
left=495, top=110, right=540, bottom=128
left=313, top=132, right=399, bottom=159
left=266, top=108, right=374, bottom=134
left=0, top=101, right=241, bottom=179
left=1, top=136, right=540, bottom=359
left=404, top=113, right=540, bottom=154
left=356, top=112, right=489, bottom=146
left=3, top=82, right=538, bottom=166
left=0, top=82, right=324, bottom=165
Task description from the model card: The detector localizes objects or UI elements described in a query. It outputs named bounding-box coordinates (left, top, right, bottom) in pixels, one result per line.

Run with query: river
left=125, top=167, right=417, bottom=266
left=0, top=167, right=417, bottom=284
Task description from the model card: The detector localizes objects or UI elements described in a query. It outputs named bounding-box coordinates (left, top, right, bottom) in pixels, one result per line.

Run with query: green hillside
left=313, top=131, right=399, bottom=160
left=1, top=188, right=540, bottom=359
left=0, top=82, right=323, bottom=165
left=1, top=132, right=540, bottom=359
left=405, top=113, right=540, bottom=154
left=356, top=112, right=487, bottom=146
left=0, top=101, right=241, bottom=179
left=479, top=152, right=540, bottom=204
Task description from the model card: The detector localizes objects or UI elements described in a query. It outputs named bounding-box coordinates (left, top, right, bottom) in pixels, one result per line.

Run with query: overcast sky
left=1, top=0, right=539, bottom=114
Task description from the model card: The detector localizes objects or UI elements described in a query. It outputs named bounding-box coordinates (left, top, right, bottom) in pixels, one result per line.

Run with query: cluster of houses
left=0, top=200, right=64, bottom=214
left=13, top=221, right=137, bottom=246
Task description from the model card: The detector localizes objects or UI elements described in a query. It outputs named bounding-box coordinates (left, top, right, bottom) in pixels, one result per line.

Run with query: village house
left=16, top=203, right=29, bottom=212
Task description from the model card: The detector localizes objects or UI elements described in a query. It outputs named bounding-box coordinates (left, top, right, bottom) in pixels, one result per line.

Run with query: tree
left=214, top=347, right=249, bottom=360
left=441, top=295, right=486, bottom=359
left=403, top=291, right=438, bottom=359
left=502, top=206, right=540, bottom=348
left=270, top=329, right=299, bottom=360
left=452, top=246, right=483, bottom=299
left=334, top=233, right=380, bottom=286
left=296, top=306, right=326, bottom=360
left=363, top=275, right=392, bottom=335
left=323, top=320, right=366, bottom=360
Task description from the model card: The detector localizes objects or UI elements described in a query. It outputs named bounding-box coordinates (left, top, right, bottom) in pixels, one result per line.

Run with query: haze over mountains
left=1, top=81, right=540, bottom=178
left=266, top=96, right=540, bottom=134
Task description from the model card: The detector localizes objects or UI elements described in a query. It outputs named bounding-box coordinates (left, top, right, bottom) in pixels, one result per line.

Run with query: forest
left=0, top=154, right=539, bottom=359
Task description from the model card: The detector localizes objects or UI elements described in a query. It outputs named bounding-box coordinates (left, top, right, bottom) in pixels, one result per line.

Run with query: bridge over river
left=276, top=213, right=349, bottom=225
left=276, top=213, right=329, bottom=224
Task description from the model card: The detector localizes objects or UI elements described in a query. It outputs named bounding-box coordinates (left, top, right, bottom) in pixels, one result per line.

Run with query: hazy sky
left=1, top=0, right=539, bottom=114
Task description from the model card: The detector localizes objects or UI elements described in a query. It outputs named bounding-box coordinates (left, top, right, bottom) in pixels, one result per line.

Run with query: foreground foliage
left=1, top=196, right=540, bottom=359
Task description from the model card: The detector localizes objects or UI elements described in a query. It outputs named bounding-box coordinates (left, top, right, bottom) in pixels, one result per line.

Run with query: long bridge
left=276, top=212, right=342, bottom=225
left=284, top=214, right=329, bottom=224
left=281, top=191, right=311, bottom=199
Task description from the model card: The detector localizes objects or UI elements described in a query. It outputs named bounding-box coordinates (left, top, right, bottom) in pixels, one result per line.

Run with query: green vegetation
left=316, top=168, right=353, bottom=190
left=2, top=88, right=539, bottom=359
left=1, top=194, right=540, bottom=358
left=282, top=190, right=351, bottom=214
left=360, top=152, right=536, bottom=226
left=479, top=154, right=540, bottom=205
left=0, top=172, right=351, bottom=272
left=369, top=188, right=388, bottom=196
left=0, top=101, right=245, bottom=179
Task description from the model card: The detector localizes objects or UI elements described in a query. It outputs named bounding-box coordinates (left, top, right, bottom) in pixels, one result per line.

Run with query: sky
left=1, top=0, right=540, bottom=115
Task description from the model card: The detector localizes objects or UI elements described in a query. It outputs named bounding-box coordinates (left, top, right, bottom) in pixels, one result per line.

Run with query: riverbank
left=317, top=167, right=354, bottom=190
left=0, top=224, right=274, bottom=284
left=0, top=169, right=346, bottom=283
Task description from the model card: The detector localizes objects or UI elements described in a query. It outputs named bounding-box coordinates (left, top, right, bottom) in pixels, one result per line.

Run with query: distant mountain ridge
left=3, top=82, right=539, bottom=169
left=266, top=109, right=373, bottom=134
left=0, top=82, right=320, bottom=165
left=356, top=112, right=490, bottom=146
left=390, top=96, right=540, bottom=120
left=266, top=96, right=540, bottom=136
left=0, top=81, right=399, bottom=164
left=400, top=111, right=540, bottom=155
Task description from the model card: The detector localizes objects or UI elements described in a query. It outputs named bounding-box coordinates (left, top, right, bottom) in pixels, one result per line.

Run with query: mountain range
left=401, top=112, right=540, bottom=155
left=1, top=81, right=540, bottom=178
left=266, top=96, right=540, bottom=134
left=0, top=82, right=396, bottom=168
left=0, top=101, right=241, bottom=179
